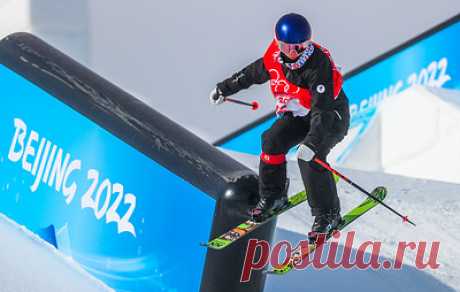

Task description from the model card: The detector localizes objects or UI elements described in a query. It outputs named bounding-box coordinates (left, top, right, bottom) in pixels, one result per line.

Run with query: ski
left=203, top=190, right=308, bottom=250
left=267, top=186, right=387, bottom=275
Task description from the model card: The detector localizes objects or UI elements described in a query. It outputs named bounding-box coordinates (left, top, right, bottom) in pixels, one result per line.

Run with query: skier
left=209, top=13, right=350, bottom=241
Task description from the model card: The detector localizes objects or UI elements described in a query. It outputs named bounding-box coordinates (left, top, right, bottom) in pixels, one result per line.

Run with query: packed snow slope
left=0, top=214, right=113, bottom=292
left=225, top=150, right=459, bottom=292
left=342, top=86, right=460, bottom=184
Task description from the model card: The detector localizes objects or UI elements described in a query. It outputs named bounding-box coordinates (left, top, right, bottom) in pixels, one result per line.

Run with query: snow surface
left=0, top=213, right=113, bottom=292
left=342, top=86, right=460, bottom=184
left=224, top=150, right=460, bottom=292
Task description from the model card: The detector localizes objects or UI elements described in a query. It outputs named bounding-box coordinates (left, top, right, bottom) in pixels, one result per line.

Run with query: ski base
left=204, top=190, right=307, bottom=250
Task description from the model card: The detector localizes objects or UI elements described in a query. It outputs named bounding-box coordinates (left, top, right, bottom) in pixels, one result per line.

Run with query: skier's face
left=277, top=40, right=310, bottom=60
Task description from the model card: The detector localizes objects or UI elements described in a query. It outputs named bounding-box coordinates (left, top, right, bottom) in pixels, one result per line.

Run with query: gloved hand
left=209, top=87, right=225, bottom=105
left=297, top=143, right=316, bottom=162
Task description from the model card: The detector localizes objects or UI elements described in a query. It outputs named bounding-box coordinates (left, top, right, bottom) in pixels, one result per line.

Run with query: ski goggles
left=277, top=39, right=311, bottom=60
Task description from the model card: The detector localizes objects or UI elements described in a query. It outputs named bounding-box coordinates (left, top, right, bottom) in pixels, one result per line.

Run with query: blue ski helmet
left=275, top=13, right=312, bottom=44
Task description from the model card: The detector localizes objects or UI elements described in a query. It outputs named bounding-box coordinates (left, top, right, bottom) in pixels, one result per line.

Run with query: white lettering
left=63, top=159, right=81, bottom=204
left=31, top=138, right=46, bottom=176
left=31, top=140, right=51, bottom=192
left=22, top=130, right=39, bottom=173
left=43, top=145, right=57, bottom=184
left=48, top=149, right=70, bottom=192
left=7, top=117, right=137, bottom=237
left=8, top=118, right=27, bottom=163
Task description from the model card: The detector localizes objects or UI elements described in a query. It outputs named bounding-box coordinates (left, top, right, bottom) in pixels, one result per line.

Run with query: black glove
left=209, top=87, right=225, bottom=105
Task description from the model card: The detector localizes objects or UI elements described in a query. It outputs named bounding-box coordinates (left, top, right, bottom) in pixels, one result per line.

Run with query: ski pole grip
left=225, top=97, right=259, bottom=110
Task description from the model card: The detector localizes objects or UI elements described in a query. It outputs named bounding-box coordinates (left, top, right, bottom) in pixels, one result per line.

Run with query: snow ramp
left=341, top=86, right=460, bottom=184
left=0, top=214, right=113, bottom=292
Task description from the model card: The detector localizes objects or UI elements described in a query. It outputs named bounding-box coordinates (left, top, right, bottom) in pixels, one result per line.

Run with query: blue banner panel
left=0, top=64, right=214, bottom=292
left=219, top=17, right=460, bottom=163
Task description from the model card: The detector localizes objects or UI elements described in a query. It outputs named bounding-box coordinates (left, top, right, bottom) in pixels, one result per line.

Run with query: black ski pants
left=259, top=112, right=347, bottom=216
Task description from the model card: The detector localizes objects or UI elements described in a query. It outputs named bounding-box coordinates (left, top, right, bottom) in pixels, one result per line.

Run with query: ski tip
left=264, top=269, right=280, bottom=275
left=264, top=263, right=294, bottom=275
left=264, top=268, right=290, bottom=276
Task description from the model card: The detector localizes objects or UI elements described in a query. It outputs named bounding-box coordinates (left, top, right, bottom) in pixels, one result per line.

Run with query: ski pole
left=313, top=158, right=416, bottom=227
left=224, top=97, right=260, bottom=111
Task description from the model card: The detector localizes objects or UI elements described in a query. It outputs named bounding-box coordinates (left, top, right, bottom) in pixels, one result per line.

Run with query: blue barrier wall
left=0, top=64, right=214, bottom=291
left=0, top=33, right=273, bottom=292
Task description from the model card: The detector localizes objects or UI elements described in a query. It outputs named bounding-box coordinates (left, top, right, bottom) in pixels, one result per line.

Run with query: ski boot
left=308, top=209, right=342, bottom=244
left=249, top=179, right=290, bottom=222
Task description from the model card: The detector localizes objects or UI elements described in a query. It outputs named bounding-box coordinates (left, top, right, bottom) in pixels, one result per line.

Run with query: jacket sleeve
left=302, top=55, right=338, bottom=150
left=216, top=58, right=270, bottom=96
